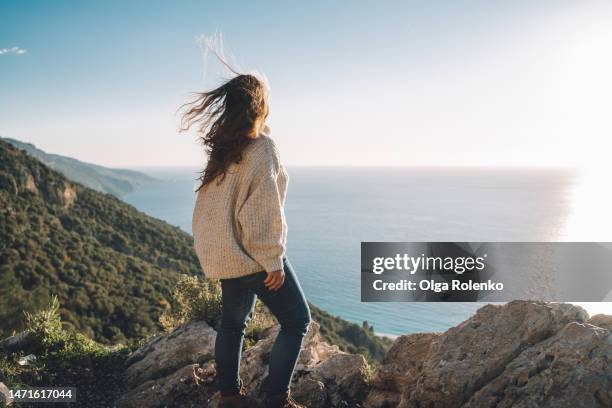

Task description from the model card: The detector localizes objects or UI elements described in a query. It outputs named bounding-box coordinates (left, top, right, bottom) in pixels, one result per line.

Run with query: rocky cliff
left=110, top=300, right=611, bottom=408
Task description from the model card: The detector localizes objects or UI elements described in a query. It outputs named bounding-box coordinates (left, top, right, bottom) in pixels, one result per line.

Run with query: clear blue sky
left=1, top=0, right=611, bottom=167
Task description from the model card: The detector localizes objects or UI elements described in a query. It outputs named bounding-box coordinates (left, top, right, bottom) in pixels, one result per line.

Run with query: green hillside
left=0, top=138, right=390, bottom=359
left=0, top=139, right=199, bottom=343
left=2, top=137, right=155, bottom=197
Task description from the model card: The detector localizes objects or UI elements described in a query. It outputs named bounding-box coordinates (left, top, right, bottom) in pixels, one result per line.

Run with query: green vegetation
left=0, top=139, right=199, bottom=343
left=0, top=297, right=131, bottom=407
left=23, top=296, right=113, bottom=360
left=309, top=305, right=393, bottom=362
left=0, top=138, right=391, bottom=362
left=158, top=275, right=223, bottom=331
left=159, top=274, right=278, bottom=348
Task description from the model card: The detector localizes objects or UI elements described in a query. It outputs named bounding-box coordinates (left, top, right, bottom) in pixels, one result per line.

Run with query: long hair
left=180, top=74, right=269, bottom=191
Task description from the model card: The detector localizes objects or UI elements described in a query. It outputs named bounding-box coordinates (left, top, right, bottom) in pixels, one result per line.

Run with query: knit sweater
left=192, top=129, right=289, bottom=280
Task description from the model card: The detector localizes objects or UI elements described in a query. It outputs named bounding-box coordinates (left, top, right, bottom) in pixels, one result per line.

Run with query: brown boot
left=264, top=392, right=305, bottom=408
left=218, top=383, right=263, bottom=408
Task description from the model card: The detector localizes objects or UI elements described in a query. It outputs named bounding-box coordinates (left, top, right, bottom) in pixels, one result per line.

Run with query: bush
left=159, top=274, right=277, bottom=347
left=24, top=295, right=112, bottom=360
left=159, top=275, right=223, bottom=330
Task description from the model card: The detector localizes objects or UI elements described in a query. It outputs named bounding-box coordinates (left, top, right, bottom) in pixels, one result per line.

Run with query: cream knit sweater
left=192, top=130, right=289, bottom=280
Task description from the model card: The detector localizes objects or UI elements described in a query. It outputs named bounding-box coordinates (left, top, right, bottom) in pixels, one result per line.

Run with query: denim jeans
left=215, top=256, right=312, bottom=396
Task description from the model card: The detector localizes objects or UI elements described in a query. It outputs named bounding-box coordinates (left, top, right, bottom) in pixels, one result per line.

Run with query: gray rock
left=292, top=378, right=327, bottom=407
left=364, top=333, right=439, bottom=408
left=0, top=331, right=34, bottom=353
left=301, top=352, right=369, bottom=407
left=363, top=301, right=611, bottom=408
left=124, top=319, right=216, bottom=387
left=464, top=321, right=611, bottom=408
left=117, top=363, right=217, bottom=408
left=397, top=301, right=589, bottom=407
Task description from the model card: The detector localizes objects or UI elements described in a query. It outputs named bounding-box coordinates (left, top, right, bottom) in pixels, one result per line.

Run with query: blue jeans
left=215, top=257, right=311, bottom=396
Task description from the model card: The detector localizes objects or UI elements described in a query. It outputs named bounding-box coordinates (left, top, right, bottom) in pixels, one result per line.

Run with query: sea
left=124, top=166, right=609, bottom=337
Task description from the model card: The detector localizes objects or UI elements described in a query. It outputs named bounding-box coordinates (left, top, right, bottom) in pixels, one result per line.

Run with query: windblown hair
left=180, top=74, right=269, bottom=191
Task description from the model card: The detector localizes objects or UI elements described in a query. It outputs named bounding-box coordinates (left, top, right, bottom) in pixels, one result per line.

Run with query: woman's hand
left=264, top=269, right=285, bottom=291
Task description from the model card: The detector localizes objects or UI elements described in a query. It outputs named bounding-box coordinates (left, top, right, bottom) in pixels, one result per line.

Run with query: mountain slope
left=0, top=139, right=199, bottom=342
left=3, top=137, right=155, bottom=197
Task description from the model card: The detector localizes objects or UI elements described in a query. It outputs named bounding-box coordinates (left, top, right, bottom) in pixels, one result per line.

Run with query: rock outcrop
left=364, top=332, right=440, bottom=408
left=117, top=320, right=369, bottom=408
left=115, top=301, right=611, bottom=407
left=124, top=320, right=216, bottom=388
left=366, top=301, right=611, bottom=408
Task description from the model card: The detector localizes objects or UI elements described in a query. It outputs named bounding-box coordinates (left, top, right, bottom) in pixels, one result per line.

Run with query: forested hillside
left=0, top=139, right=199, bottom=342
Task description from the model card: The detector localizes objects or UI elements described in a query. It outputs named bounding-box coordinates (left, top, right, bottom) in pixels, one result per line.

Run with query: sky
left=1, top=0, right=612, bottom=168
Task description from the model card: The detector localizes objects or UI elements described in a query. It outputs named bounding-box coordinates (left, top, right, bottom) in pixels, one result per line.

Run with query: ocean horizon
left=123, top=165, right=599, bottom=336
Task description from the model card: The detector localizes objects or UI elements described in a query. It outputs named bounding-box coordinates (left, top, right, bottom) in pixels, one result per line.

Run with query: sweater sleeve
left=237, top=142, right=286, bottom=273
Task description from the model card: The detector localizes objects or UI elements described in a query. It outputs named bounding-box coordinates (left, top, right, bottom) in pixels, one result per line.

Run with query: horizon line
left=126, top=163, right=580, bottom=170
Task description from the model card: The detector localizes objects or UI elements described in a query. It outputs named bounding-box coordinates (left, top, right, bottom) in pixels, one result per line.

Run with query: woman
left=184, top=73, right=311, bottom=408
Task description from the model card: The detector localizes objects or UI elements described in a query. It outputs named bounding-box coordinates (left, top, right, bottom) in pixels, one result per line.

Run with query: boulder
left=364, top=333, right=439, bottom=408
left=292, top=378, right=327, bottom=407
left=363, top=301, right=612, bottom=408
left=117, top=363, right=217, bottom=408
left=398, top=301, right=589, bottom=407
left=296, top=352, right=369, bottom=407
left=124, top=319, right=216, bottom=387
left=464, top=321, right=612, bottom=408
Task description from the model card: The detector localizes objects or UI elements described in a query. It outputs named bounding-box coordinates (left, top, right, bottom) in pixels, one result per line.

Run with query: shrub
left=24, top=295, right=112, bottom=360
left=159, top=275, right=223, bottom=331
left=159, top=275, right=276, bottom=346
